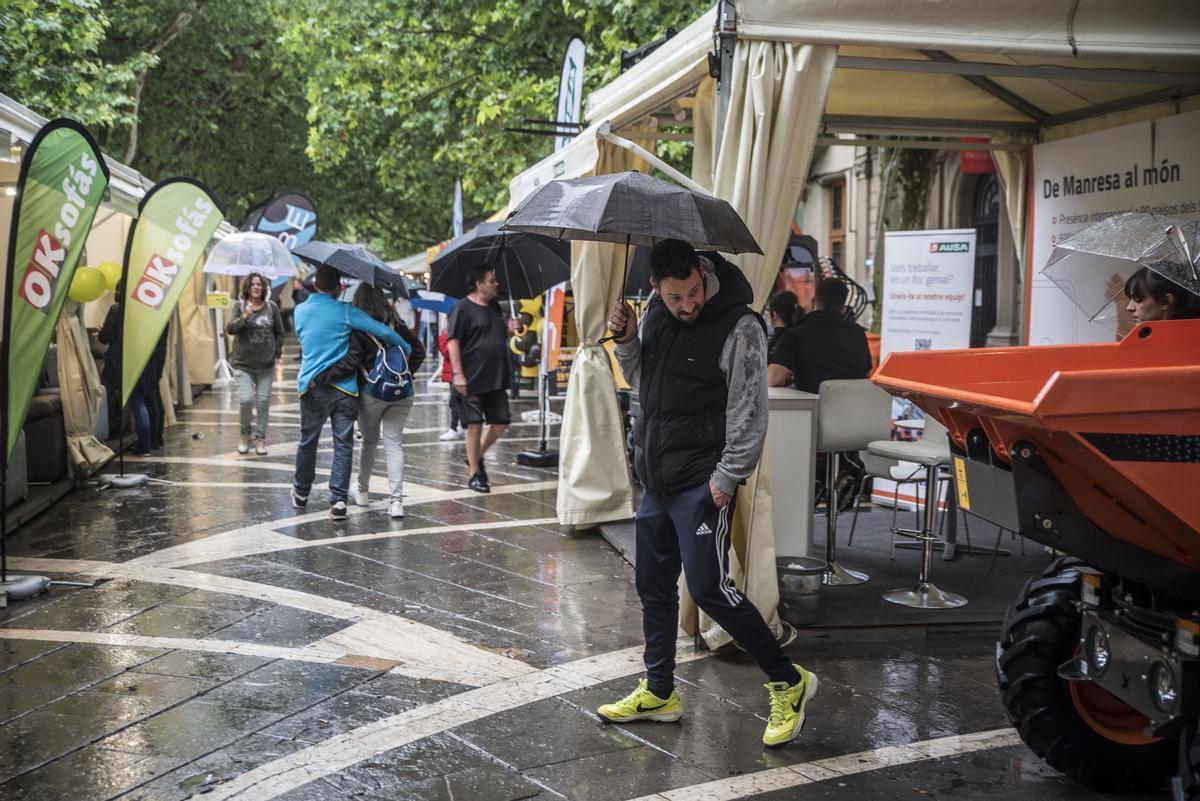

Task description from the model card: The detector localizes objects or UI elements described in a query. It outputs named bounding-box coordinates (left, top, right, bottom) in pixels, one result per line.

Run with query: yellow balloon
left=98, top=260, right=123, bottom=291
left=68, top=266, right=106, bottom=303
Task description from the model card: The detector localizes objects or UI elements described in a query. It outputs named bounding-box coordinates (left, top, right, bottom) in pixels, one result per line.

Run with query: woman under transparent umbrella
left=225, top=272, right=285, bottom=455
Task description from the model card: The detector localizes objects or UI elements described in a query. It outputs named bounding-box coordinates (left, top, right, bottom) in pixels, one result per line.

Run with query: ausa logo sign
left=18, top=230, right=67, bottom=313
left=930, top=241, right=971, bottom=253
left=132, top=253, right=181, bottom=309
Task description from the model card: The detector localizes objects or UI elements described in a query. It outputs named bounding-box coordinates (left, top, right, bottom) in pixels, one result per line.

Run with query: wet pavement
left=0, top=342, right=1168, bottom=799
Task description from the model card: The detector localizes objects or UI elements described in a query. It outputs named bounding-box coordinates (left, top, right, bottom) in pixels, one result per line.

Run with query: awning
left=533, top=2, right=1200, bottom=147
left=509, top=6, right=719, bottom=208
left=735, top=0, right=1200, bottom=59
left=386, top=251, right=430, bottom=275
left=2, top=92, right=239, bottom=234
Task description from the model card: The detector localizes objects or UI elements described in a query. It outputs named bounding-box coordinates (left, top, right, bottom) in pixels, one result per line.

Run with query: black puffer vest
left=633, top=253, right=761, bottom=495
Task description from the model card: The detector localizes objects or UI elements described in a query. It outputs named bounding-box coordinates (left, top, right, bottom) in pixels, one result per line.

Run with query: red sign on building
left=960, top=138, right=995, bottom=175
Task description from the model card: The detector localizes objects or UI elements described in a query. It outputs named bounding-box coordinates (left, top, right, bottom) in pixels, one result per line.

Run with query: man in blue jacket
left=291, top=265, right=408, bottom=519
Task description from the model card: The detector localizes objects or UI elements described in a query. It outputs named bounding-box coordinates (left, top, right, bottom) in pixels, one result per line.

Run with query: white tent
left=512, top=1, right=1200, bottom=643
left=386, top=251, right=430, bottom=276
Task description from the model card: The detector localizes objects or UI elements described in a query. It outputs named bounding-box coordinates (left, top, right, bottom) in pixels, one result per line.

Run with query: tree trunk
left=124, top=4, right=202, bottom=164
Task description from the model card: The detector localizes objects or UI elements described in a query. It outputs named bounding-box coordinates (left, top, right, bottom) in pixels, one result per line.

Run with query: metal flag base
left=0, top=575, right=51, bottom=604
left=106, top=473, right=150, bottom=489
left=517, top=448, right=558, bottom=467
left=883, top=582, right=968, bottom=609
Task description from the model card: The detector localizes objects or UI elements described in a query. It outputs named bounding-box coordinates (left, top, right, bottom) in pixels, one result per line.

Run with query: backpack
left=361, top=335, right=414, bottom=402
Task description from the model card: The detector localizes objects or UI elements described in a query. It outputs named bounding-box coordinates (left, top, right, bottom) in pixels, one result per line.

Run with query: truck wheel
left=1176, top=724, right=1200, bottom=801
left=996, top=563, right=1176, bottom=791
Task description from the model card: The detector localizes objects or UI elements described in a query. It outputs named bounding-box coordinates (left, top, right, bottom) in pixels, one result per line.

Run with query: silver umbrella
left=202, top=231, right=298, bottom=278
left=1042, top=212, right=1200, bottom=323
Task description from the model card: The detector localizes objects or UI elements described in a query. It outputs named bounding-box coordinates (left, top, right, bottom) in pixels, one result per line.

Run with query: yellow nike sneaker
left=762, top=665, right=819, bottom=748
left=597, top=679, right=683, bottom=723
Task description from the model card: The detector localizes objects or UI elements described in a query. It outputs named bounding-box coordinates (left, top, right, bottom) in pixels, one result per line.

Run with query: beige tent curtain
left=55, top=301, right=114, bottom=473
left=165, top=308, right=192, bottom=410
left=681, top=40, right=837, bottom=648
left=991, top=145, right=1027, bottom=272
left=713, top=41, right=837, bottom=306
left=158, top=311, right=180, bottom=427
left=690, top=77, right=717, bottom=192
left=555, top=134, right=657, bottom=527
left=179, top=268, right=217, bottom=387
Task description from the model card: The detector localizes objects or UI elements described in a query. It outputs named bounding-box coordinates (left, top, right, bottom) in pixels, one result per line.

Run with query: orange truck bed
left=872, top=319, right=1200, bottom=572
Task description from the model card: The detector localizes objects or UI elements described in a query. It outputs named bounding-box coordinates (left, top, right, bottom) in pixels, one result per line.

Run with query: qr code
left=914, top=338, right=932, bottom=350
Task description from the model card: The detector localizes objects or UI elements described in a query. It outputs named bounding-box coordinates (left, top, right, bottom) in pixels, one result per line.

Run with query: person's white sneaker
left=388, top=501, right=405, bottom=519
left=237, top=434, right=250, bottom=454
left=352, top=487, right=369, bottom=507
left=438, top=428, right=461, bottom=441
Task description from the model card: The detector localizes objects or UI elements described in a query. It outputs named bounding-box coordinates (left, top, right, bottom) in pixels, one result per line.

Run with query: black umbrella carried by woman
left=293, top=240, right=410, bottom=298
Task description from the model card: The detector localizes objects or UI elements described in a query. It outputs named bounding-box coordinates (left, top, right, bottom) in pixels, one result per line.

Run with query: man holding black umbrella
left=447, top=263, right=511, bottom=493
left=600, top=239, right=818, bottom=749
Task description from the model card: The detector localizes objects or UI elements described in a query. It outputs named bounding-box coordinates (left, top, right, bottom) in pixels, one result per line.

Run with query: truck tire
left=1176, top=724, right=1200, bottom=801
left=996, top=562, right=1176, bottom=791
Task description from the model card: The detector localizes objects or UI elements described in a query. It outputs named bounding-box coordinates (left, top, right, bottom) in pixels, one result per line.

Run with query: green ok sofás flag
left=3, top=120, right=110, bottom=461
left=120, top=178, right=224, bottom=405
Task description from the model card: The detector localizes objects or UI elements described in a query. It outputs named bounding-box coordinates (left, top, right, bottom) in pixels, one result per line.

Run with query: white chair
left=866, top=417, right=968, bottom=609
left=815, top=379, right=893, bottom=586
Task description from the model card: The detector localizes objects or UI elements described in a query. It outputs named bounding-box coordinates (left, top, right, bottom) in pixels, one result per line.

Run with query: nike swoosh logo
left=792, top=699, right=803, bottom=713
left=636, top=701, right=667, bottom=713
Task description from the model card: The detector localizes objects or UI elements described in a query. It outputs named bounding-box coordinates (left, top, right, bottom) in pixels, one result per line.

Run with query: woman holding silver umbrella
left=1124, top=267, right=1200, bottom=324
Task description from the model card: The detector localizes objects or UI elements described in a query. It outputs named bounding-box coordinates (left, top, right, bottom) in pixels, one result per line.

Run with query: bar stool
left=815, top=379, right=893, bottom=586
left=867, top=426, right=968, bottom=609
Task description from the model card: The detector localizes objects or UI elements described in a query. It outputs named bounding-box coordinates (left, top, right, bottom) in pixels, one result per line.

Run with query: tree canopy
left=3, top=0, right=708, bottom=257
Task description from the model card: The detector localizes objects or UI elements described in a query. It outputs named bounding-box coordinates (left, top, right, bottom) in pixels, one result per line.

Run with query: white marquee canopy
left=513, top=0, right=1200, bottom=641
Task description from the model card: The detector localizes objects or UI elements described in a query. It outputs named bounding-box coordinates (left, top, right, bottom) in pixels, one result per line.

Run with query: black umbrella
left=503, top=171, right=761, bottom=338
left=429, top=221, right=570, bottom=302
left=503, top=171, right=762, bottom=254
left=293, top=240, right=409, bottom=298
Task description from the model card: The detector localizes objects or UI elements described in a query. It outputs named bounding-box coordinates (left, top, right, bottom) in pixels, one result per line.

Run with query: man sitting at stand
left=767, top=277, right=871, bottom=391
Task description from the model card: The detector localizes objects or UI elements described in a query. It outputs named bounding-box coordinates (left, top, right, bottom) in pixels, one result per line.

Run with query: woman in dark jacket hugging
left=346, top=284, right=425, bottom=518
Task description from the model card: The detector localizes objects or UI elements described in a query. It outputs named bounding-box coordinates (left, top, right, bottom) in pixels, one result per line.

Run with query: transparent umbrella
left=202, top=231, right=298, bottom=278
left=1041, top=212, right=1200, bottom=324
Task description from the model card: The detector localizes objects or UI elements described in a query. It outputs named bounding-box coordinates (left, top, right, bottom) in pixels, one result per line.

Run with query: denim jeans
left=144, top=381, right=165, bottom=449
left=292, top=384, right=358, bottom=503
left=235, top=367, right=274, bottom=438
left=107, top=383, right=151, bottom=454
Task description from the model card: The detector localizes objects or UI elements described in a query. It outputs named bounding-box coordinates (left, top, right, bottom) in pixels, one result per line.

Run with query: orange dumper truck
left=873, top=318, right=1200, bottom=799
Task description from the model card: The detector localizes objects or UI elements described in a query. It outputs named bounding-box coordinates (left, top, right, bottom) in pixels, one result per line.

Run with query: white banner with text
left=881, top=228, right=977, bottom=360
left=1028, top=109, right=1200, bottom=345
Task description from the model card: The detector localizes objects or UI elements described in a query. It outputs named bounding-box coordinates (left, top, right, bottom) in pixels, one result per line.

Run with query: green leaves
left=5, top=0, right=708, bottom=259
left=0, top=0, right=145, bottom=128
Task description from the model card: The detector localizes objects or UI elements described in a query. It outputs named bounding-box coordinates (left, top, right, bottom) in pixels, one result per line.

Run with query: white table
left=765, top=388, right=819, bottom=557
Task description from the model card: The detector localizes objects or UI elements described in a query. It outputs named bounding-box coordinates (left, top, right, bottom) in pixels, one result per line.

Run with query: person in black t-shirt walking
left=447, top=263, right=511, bottom=493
